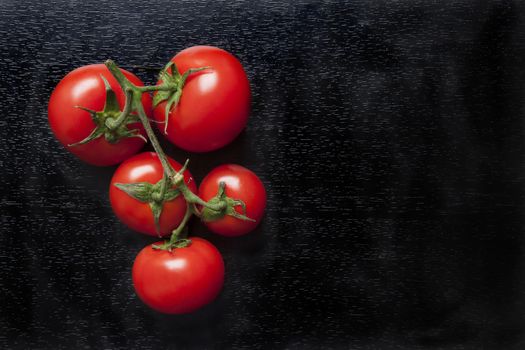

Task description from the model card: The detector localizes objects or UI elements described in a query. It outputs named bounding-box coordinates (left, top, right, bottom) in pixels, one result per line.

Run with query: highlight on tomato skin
left=153, top=45, right=251, bottom=153
left=47, top=64, right=153, bottom=166
left=132, top=237, right=225, bottom=314
left=199, top=164, right=267, bottom=237
left=109, top=152, right=197, bottom=237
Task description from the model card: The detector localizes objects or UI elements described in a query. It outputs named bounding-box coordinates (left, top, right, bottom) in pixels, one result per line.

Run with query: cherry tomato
left=48, top=64, right=152, bottom=166
left=153, top=46, right=251, bottom=152
left=132, top=237, right=224, bottom=314
left=109, top=152, right=197, bottom=237
left=199, top=164, right=266, bottom=236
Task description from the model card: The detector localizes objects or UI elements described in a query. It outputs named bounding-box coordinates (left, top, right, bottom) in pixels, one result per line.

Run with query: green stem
left=169, top=202, right=193, bottom=244
left=132, top=97, right=176, bottom=178
left=106, top=89, right=133, bottom=130
left=105, top=60, right=131, bottom=88
left=178, top=185, right=226, bottom=211
left=157, top=174, right=170, bottom=201
left=136, top=85, right=174, bottom=92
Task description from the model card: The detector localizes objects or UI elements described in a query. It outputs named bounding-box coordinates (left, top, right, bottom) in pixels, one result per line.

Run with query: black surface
left=1, top=0, right=525, bottom=349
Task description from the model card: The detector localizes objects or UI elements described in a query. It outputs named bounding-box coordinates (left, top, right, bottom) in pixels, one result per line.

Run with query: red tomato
left=48, top=64, right=152, bottom=166
left=109, top=152, right=197, bottom=237
left=132, top=237, right=224, bottom=314
left=199, top=164, right=266, bottom=236
left=153, top=46, right=251, bottom=152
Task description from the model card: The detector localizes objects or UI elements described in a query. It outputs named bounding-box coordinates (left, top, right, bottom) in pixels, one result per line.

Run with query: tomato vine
left=102, top=59, right=253, bottom=249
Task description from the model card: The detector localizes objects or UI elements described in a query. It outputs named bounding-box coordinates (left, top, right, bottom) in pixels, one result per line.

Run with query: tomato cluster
left=48, top=46, right=266, bottom=314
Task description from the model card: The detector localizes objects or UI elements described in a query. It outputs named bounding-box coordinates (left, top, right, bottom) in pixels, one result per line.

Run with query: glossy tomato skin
left=199, top=164, right=266, bottom=236
left=48, top=64, right=153, bottom=166
left=109, top=152, right=197, bottom=237
left=132, top=237, right=224, bottom=314
left=153, top=46, right=251, bottom=152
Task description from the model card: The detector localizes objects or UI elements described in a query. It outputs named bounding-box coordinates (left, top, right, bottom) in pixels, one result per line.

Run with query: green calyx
left=114, top=176, right=181, bottom=236
left=200, top=181, right=255, bottom=223
left=152, top=61, right=210, bottom=134
left=69, top=76, right=146, bottom=147
left=152, top=238, right=192, bottom=252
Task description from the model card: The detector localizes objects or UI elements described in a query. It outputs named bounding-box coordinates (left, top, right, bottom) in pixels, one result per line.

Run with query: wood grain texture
left=1, top=0, right=525, bottom=348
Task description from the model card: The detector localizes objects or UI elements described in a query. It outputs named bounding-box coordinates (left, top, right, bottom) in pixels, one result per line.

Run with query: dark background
left=1, top=0, right=525, bottom=349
